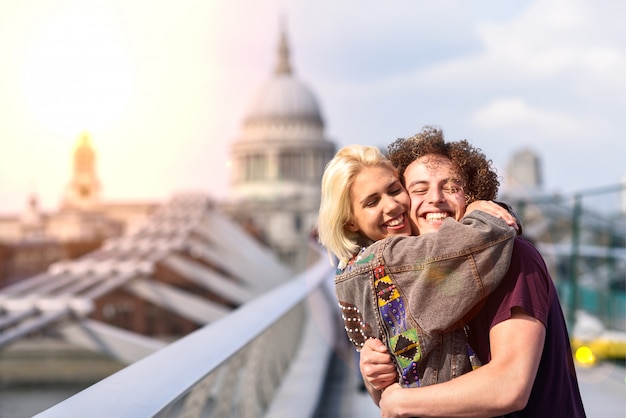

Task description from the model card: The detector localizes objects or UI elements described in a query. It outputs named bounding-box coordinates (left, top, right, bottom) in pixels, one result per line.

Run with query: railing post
left=567, top=193, right=582, bottom=332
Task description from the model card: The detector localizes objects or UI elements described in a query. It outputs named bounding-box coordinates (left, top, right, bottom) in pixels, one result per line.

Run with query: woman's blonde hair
left=317, top=144, right=398, bottom=262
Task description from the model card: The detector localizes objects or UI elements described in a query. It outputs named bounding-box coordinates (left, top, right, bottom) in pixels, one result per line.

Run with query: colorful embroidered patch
left=375, top=275, right=400, bottom=306
left=344, top=260, right=420, bottom=387
left=401, top=361, right=420, bottom=387
left=380, top=297, right=406, bottom=331
left=390, top=328, right=421, bottom=368
left=373, top=264, right=386, bottom=280
left=374, top=271, right=407, bottom=331
left=355, top=253, right=374, bottom=265
left=337, top=247, right=373, bottom=273
left=390, top=328, right=421, bottom=387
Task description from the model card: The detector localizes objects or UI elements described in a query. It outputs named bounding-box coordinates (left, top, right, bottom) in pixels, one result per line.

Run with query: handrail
left=35, top=245, right=335, bottom=418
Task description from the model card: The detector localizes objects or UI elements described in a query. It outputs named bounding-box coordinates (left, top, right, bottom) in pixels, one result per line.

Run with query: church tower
left=224, top=24, right=336, bottom=266
left=62, top=131, right=101, bottom=210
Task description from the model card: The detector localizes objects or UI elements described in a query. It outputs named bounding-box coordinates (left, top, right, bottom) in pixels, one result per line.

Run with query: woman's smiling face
left=346, top=165, right=412, bottom=242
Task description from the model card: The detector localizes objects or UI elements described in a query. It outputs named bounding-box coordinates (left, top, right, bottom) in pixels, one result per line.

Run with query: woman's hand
left=466, top=200, right=520, bottom=232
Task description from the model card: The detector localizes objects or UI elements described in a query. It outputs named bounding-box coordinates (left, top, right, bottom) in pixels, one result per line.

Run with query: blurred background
left=0, top=0, right=624, bottom=417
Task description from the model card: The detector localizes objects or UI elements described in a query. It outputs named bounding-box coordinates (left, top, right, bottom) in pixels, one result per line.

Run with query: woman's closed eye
left=364, top=197, right=379, bottom=208
left=389, top=186, right=404, bottom=196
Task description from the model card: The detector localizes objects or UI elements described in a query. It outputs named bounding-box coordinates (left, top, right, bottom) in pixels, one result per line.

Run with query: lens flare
left=575, top=346, right=596, bottom=365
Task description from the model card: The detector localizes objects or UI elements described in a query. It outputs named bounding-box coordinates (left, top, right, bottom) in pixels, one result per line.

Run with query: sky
left=1, top=0, right=625, bottom=215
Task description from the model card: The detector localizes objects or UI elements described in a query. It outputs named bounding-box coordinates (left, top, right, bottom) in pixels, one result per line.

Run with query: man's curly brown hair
left=386, top=125, right=500, bottom=204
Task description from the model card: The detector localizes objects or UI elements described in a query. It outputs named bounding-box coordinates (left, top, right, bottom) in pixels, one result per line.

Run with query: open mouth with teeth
left=386, top=214, right=407, bottom=229
left=425, top=212, right=450, bottom=223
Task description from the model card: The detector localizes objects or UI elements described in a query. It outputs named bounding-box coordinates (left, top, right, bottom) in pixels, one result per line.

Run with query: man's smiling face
left=403, top=154, right=467, bottom=235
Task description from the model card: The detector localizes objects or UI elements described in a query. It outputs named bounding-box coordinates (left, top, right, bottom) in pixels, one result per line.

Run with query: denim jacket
left=335, top=211, right=515, bottom=387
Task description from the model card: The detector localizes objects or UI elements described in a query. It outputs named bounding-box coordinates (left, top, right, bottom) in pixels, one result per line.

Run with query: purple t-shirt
left=467, top=237, right=586, bottom=417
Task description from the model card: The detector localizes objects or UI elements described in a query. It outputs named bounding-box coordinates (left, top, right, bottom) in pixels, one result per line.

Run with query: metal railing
left=35, top=245, right=337, bottom=418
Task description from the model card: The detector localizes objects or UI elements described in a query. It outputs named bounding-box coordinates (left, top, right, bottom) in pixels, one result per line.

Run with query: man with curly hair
left=360, top=126, right=585, bottom=417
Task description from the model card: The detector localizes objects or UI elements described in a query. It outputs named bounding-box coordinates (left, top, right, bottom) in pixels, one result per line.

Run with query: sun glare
left=22, top=4, right=133, bottom=137
left=575, top=346, right=597, bottom=366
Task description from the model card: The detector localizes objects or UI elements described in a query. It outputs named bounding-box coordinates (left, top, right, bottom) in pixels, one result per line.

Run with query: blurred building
left=505, top=148, right=543, bottom=196
left=1, top=24, right=336, bottom=282
left=0, top=133, right=157, bottom=287
left=221, top=26, right=336, bottom=266
left=501, top=149, right=625, bottom=332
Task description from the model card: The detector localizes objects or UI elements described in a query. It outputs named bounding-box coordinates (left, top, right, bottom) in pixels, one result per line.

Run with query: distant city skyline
left=1, top=0, right=625, bottom=214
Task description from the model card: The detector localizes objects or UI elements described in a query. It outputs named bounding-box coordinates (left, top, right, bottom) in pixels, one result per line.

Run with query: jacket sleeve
left=380, top=210, right=515, bottom=333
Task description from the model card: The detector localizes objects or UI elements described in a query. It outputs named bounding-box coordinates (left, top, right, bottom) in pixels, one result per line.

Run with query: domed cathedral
left=0, top=132, right=157, bottom=286
left=222, top=24, right=336, bottom=268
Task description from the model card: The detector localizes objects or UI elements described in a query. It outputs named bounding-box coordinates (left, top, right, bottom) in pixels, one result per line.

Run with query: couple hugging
left=317, top=126, right=585, bottom=418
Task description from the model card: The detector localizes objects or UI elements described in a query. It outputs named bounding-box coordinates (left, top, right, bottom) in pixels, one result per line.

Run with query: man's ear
left=345, top=221, right=359, bottom=232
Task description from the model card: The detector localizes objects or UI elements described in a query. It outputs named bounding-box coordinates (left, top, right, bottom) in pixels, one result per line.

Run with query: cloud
left=470, top=97, right=588, bottom=140
left=477, top=0, right=626, bottom=82
left=307, top=0, right=625, bottom=193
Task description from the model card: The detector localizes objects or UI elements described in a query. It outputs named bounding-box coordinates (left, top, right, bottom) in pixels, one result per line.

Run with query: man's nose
left=426, top=188, right=445, bottom=203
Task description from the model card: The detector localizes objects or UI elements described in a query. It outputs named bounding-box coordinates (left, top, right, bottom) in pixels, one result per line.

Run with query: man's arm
left=379, top=308, right=545, bottom=418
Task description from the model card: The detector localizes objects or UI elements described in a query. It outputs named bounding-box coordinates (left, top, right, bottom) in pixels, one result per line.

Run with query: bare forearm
left=381, top=364, right=521, bottom=417
left=380, top=314, right=545, bottom=418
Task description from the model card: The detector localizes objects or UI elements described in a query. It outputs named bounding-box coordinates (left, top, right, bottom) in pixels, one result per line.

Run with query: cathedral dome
left=244, top=75, right=323, bottom=125
left=243, top=28, right=324, bottom=126
left=225, top=23, right=336, bottom=264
